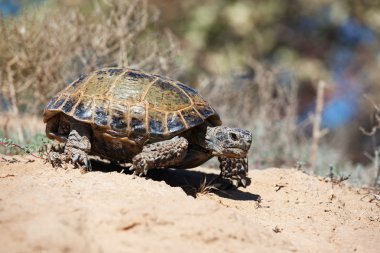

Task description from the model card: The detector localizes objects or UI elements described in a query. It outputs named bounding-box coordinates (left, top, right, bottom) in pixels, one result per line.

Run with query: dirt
left=0, top=156, right=379, bottom=253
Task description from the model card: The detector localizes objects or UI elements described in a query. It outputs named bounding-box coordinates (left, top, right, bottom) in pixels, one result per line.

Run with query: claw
left=84, top=158, right=92, bottom=171
left=142, top=165, right=149, bottom=176
left=232, top=179, right=239, bottom=188
left=241, top=178, right=247, bottom=188
left=48, top=151, right=63, bottom=168
left=124, top=162, right=133, bottom=168
left=88, top=161, right=92, bottom=171
left=133, top=169, right=145, bottom=177
left=72, top=153, right=80, bottom=164
left=130, top=161, right=149, bottom=177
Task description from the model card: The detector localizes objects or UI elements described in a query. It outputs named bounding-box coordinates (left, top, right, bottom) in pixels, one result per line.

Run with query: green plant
left=0, top=135, right=50, bottom=158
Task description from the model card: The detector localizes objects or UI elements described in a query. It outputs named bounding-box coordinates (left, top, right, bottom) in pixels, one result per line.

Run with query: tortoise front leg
left=47, top=142, right=66, bottom=167
left=47, top=127, right=92, bottom=171
left=131, top=136, right=188, bottom=176
left=63, top=125, right=92, bottom=171
left=218, top=157, right=249, bottom=188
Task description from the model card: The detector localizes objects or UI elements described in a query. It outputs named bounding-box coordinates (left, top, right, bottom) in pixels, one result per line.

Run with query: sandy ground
left=0, top=156, right=379, bottom=253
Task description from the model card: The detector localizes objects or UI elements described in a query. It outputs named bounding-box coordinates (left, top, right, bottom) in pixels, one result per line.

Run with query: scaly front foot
left=64, top=129, right=92, bottom=171
left=218, top=156, right=250, bottom=189
left=46, top=142, right=66, bottom=167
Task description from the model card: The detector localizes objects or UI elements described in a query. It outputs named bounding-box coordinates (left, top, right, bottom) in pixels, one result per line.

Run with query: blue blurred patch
left=0, top=0, right=20, bottom=16
left=338, top=18, right=375, bottom=47
left=322, top=93, right=358, bottom=130
left=315, top=13, right=373, bottom=129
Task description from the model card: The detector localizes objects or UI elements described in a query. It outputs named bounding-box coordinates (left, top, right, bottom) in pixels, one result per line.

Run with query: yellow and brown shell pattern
left=43, top=68, right=221, bottom=140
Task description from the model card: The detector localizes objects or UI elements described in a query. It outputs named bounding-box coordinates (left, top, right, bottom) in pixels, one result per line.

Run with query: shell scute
left=129, top=104, right=147, bottom=134
left=181, top=108, right=203, bottom=128
left=111, top=71, right=154, bottom=101
left=176, top=81, right=198, bottom=95
left=127, top=71, right=152, bottom=80
left=109, top=104, right=129, bottom=132
left=148, top=110, right=166, bottom=138
left=83, top=71, right=115, bottom=96
left=52, top=96, right=67, bottom=110
left=145, top=79, right=190, bottom=111
left=176, top=81, right=207, bottom=105
left=45, top=96, right=59, bottom=110
left=195, top=105, right=215, bottom=119
left=106, top=68, right=123, bottom=76
left=111, top=115, right=128, bottom=131
left=61, top=94, right=80, bottom=114
left=74, top=97, right=93, bottom=121
left=166, top=112, right=186, bottom=134
left=64, top=74, right=89, bottom=95
left=94, top=99, right=109, bottom=127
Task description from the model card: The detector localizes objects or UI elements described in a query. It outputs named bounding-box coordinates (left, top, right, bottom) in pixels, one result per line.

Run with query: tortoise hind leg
left=131, top=136, right=188, bottom=176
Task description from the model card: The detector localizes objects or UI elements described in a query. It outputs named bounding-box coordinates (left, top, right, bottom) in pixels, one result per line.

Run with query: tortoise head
left=203, top=126, right=252, bottom=158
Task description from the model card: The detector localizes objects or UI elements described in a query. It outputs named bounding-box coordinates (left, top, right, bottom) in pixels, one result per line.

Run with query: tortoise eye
left=230, top=133, right=238, bottom=141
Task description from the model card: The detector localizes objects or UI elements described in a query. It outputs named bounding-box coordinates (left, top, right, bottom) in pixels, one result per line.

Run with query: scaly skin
left=47, top=142, right=66, bottom=167
left=48, top=128, right=92, bottom=171
left=64, top=129, right=92, bottom=171
left=218, top=157, right=249, bottom=188
left=131, top=136, right=188, bottom=176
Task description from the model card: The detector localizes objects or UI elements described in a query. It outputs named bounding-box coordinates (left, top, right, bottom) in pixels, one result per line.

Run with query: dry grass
left=196, top=177, right=219, bottom=196
left=0, top=114, right=44, bottom=143
left=0, top=0, right=179, bottom=115
left=310, top=81, right=328, bottom=171
left=360, top=97, right=380, bottom=187
left=0, top=0, right=180, bottom=146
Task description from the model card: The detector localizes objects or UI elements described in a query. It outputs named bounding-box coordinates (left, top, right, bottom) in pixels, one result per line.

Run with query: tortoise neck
left=187, top=125, right=218, bottom=152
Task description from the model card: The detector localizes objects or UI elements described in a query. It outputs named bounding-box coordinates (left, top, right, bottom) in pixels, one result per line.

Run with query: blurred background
left=1, top=0, right=380, bottom=186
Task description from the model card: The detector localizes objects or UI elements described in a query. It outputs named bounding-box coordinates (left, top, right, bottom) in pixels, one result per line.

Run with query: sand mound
left=0, top=156, right=379, bottom=253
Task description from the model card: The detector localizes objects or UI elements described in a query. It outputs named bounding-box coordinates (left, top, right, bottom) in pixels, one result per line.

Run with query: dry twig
left=310, top=81, right=328, bottom=170
left=360, top=96, right=380, bottom=187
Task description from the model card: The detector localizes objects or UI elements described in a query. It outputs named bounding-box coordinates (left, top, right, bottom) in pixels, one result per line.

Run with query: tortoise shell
left=43, top=68, right=221, bottom=140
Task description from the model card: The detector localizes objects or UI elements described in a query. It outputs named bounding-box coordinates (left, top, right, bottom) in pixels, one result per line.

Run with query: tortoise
left=43, top=68, right=252, bottom=188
